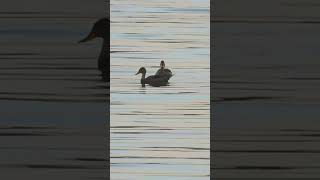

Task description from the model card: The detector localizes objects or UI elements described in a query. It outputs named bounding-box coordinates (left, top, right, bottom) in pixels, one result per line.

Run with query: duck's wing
left=164, top=69, right=172, bottom=76
left=145, top=75, right=169, bottom=86
left=164, top=69, right=171, bottom=73
left=145, top=75, right=161, bottom=81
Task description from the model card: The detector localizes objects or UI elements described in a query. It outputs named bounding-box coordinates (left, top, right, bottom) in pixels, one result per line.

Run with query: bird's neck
left=140, top=73, right=147, bottom=86
left=141, top=73, right=146, bottom=80
left=99, top=39, right=109, bottom=60
left=97, top=38, right=110, bottom=82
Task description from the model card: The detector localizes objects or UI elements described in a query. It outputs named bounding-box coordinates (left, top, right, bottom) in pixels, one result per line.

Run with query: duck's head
left=135, top=67, right=146, bottom=75
left=160, top=60, right=165, bottom=69
left=79, top=18, right=110, bottom=43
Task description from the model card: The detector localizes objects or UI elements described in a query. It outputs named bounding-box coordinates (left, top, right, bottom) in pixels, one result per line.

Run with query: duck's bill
left=135, top=72, right=140, bottom=75
left=78, top=32, right=97, bottom=43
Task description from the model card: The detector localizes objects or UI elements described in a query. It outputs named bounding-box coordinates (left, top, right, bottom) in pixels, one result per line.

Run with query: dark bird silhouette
left=155, top=60, right=173, bottom=80
left=136, top=67, right=170, bottom=87
left=79, top=18, right=110, bottom=82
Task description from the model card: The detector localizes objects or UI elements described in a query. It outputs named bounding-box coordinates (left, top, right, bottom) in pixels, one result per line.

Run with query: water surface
left=0, top=1, right=108, bottom=179
left=212, top=0, right=320, bottom=178
left=110, top=0, right=210, bottom=179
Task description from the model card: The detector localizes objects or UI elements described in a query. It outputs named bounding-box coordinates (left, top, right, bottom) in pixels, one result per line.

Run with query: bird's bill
left=135, top=72, right=140, bottom=75
left=78, top=32, right=97, bottom=43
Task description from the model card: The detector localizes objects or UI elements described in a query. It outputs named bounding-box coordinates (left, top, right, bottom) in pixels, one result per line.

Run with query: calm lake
left=212, top=0, right=320, bottom=178
left=110, top=0, right=210, bottom=179
left=0, top=1, right=108, bottom=179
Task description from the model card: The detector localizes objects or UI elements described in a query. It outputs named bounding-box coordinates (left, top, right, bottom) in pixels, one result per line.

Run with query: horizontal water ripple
left=111, top=0, right=210, bottom=179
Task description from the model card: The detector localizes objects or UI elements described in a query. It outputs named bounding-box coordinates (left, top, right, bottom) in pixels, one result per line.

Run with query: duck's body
left=143, top=75, right=170, bottom=87
left=136, top=67, right=170, bottom=87
left=79, top=18, right=110, bottom=82
left=156, top=68, right=172, bottom=77
left=155, top=60, right=173, bottom=79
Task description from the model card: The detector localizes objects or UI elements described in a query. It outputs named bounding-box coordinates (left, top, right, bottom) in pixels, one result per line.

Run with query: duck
left=155, top=60, right=173, bottom=79
left=136, top=67, right=170, bottom=87
left=79, top=18, right=110, bottom=82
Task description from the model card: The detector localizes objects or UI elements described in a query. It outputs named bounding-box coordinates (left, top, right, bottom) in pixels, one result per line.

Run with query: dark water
left=212, top=0, right=320, bottom=178
left=110, top=0, right=210, bottom=179
left=0, top=1, right=109, bottom=179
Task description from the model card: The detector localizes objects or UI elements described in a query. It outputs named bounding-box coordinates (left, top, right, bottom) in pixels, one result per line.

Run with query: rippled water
left=110, top=0, right=210, bottom=179
left=0, top=1, right=108, bottom=179
left=212, top=0, right=320, bottom=178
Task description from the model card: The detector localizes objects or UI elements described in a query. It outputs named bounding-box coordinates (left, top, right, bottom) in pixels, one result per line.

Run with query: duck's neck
left=141, top=73, right=146, bottom=80
left=98, top=39, right=110, bottom=81
left=140, top=73, right=147, bottom=86
left=98, top=39, right=109, bottom=66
